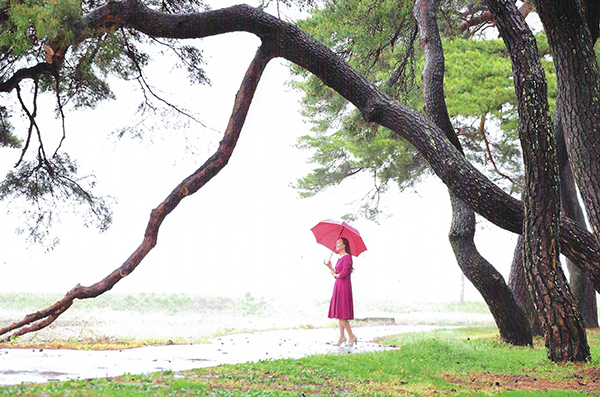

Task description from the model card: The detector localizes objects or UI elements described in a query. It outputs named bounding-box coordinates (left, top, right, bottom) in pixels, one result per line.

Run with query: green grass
left=365, top=300, right=492, bottom=315
left=2, top=327, right=600, bottom=396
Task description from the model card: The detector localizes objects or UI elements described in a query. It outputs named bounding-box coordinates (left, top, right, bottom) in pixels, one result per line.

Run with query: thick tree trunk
left=555, top=101, right=599, bottom=328
left=415, top=0, right=531, bottom=346
left=508, top=236, right=544, bottom=336
left=485, top=0, right=589, bottom=362
left=533, top=0, right=600, bottom=246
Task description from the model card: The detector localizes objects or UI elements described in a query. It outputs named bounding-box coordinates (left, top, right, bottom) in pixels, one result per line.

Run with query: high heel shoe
left=348, top=337, right=357, bottom=347
left=334, top=337, right=346, bottom=346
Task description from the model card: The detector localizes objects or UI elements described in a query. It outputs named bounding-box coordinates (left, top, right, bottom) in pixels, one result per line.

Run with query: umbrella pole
left=325, top=226, right=346, bottom=265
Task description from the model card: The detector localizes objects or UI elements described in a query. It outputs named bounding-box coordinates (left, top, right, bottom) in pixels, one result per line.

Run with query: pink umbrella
left=310, top=219, right=367, bottom=258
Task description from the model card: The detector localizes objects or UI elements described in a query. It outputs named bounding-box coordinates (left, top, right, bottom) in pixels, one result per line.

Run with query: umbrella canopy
left=310, top=219, right=367, bottom=257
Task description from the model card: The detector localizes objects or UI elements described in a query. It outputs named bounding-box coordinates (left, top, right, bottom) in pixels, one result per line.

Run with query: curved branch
left=0, top=63, right=56, bottom=93
left=0, top=45, right=274, bottom=341
left=75, top=2, right=526, bottom=229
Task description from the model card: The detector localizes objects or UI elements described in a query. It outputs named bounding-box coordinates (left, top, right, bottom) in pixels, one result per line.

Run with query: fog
left=0, top=8, right=519, bottom=305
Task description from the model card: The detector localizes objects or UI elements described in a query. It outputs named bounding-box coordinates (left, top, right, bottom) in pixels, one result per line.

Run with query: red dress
left=328, top=255, right=354, bottom=320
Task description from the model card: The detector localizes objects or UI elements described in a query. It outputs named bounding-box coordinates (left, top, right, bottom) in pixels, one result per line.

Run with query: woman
left=325, top=237, right=357, bottom=346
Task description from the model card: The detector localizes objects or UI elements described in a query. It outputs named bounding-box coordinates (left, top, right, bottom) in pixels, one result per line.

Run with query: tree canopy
left=292, top=0, right=559, bottom=212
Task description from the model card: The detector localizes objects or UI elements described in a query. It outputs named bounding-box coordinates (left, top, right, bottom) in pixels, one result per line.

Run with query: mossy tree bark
left=555, top=100, right=599, bottom=329
left=485, top=0, right=589, bottom=362
left=533, top=0, right=600, bottom=245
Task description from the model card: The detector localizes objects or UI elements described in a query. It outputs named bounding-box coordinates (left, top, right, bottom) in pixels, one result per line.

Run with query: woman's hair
left=341, top=237, right=352, bottom=256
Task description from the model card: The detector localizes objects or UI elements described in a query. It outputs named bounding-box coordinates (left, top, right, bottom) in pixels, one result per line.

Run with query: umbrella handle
left=323, top=250, right=335, bottom=268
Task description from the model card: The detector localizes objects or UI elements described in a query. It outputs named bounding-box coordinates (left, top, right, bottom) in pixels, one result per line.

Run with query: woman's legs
left=335, top=321, right=346, bottom=345
left=339, top=319, right=356, bottom=344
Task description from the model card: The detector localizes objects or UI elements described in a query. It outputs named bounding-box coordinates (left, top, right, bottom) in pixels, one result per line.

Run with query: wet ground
left=0, top=325, right=439, bottom=385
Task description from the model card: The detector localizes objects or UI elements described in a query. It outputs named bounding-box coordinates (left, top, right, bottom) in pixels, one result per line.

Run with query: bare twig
left=53, top=75, right=68, bottom=156
left=457, top=116, right=516, bottom=185
left=14, top=83, right=47, bottom=168
left=122, top=32, right=206, bottom=126
left=386, top=24, right=418, bottom=88
left=477, top=115, right=516, bottom=185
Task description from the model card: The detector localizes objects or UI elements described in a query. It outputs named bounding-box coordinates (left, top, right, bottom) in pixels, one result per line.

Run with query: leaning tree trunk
left=415, top=0, right=531, bottom=346
left=447, top=195, right=532, bottom=345
left=555, top=99, right=599, bottom=329
left=486, top=0, right=589, bottom=362
left=0, top=45, right=274, bottom=341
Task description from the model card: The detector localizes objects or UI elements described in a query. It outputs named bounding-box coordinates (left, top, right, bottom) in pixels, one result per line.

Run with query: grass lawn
left=2, top=327, right=600, bottom=396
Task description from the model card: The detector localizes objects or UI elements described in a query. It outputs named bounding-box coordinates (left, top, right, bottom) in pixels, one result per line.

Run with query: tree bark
left=508, top=236, right=544, bottom=336
left=415, top=0, right=531, bottom=346
left=447, top=194, right=532, bottom=345
left=533, top=0, right=600, bottom=247
left=555, top=100, right=599, bottom=328
left=485, top=0, right=589, bottom=362
left=582, top=0, right=600, bottom=42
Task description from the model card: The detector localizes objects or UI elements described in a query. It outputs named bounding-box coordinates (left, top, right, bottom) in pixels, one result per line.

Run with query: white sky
left=0, top=5, right=520, bottom=304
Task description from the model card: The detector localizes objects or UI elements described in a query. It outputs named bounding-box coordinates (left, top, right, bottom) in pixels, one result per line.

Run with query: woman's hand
left=330, top=268, right=339, bottom=278
left=324, top=260, right=337, bottom=277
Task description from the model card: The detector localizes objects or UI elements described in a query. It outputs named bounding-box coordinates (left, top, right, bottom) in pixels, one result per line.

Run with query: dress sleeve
left=337, top=256, right=353, bottom=279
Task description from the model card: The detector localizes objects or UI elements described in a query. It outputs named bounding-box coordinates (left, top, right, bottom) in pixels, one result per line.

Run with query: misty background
left=0, top=9, right=519, bottom=308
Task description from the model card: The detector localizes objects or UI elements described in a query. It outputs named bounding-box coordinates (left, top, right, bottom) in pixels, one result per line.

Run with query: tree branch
left=0, top=63, right=56, bottom=93
left=459, top=1, right=533, bottom=33
left=0, top=45, right=274, bottom=341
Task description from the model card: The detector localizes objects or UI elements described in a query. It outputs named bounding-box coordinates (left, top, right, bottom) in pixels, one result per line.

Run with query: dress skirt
left=328, top=254, right=354, bottom=320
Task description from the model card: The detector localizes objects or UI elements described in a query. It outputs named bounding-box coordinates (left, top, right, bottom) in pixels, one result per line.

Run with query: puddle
left=0, top=325, right=439, bottom=385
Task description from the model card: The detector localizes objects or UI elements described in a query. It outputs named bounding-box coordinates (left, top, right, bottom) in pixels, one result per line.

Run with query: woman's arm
left=335, top=257, right=353, bottom=279
left=331, top=256, right=352, bottom=278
